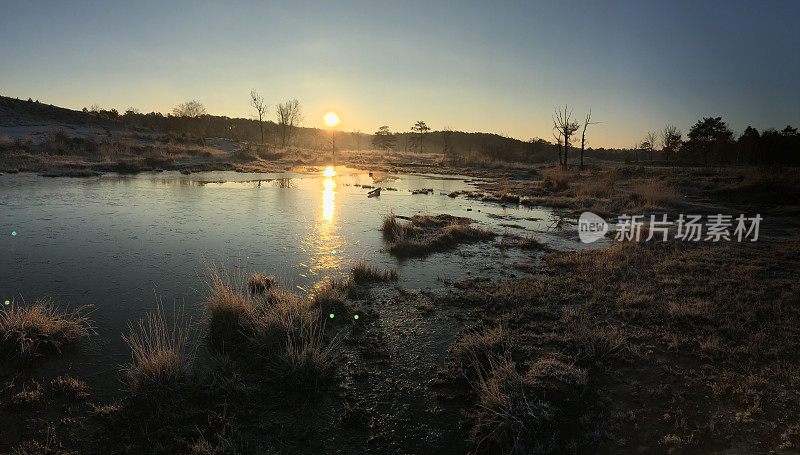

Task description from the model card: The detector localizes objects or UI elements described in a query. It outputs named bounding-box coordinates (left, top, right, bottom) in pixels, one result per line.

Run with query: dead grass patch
left=350, top=260, right=398, bottom=283
left=630, top=179, right=681, bottom=207
left=247, top=272, right=275, bottom=295
left=446, top=240, right=800, bottom=452
left=381, top=214, right=495, bottom=257
left=0, top=300, right=92, bottom=361
left=122, top=304, right=193, bottom=397
left=541, top=169, right=569, bottom=191
left=202, top=266, right=336, bottom=386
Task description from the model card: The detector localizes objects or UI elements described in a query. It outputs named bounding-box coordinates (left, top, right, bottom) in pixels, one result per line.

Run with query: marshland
left=3, top=2, right=800, bottom=453
left=2, top=95, right=799, bottom=454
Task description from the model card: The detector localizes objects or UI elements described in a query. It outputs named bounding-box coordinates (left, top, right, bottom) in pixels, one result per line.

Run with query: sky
left=1, top=0, right=798, bottom=147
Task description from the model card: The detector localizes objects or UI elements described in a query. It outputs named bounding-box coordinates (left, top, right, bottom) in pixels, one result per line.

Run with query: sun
left=323, top=166, right=335, bottom=177
left=323, top=112, right=339, bottom=127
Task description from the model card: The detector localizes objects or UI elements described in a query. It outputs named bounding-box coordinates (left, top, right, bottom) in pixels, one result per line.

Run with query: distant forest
left=1, top=96, right=798, bottom=166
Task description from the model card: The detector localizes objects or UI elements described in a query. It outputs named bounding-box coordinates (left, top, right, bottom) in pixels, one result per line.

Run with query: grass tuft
left=247, top=273, right=275, bottom=295
left=350, top=260, right=398, bottom=283
left=202, top=265, right=336, bottom=387
left=122, top=303, right=193, bottom=397
left=381, top=214, right=495, bottom=257
left=49, top=376, right=90, bottom=400
left=541, top=169, right=569, bottom=191
left=0, top=300, right=91, bottom=361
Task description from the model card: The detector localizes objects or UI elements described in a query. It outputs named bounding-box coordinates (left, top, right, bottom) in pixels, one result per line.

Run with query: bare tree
left=172, top=100, right=206, bottom=118
left=276, top=99, right=303, bottom=148
left=553, top=106, right=579, bottom=168
left=661, top=125, right=682, bottom=162
left=250, top=90, right=268, bottom=144
left=353, top=130, right=362, bottom=151
left=579, top=109, right=599, bottom=169
left=641, top=131, right=658, bottom=161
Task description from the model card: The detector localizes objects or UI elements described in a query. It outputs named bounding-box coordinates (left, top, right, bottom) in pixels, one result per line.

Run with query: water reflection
left=300, top=175, right=345, bottom=275
left=322, top=178, right=335, bottom=221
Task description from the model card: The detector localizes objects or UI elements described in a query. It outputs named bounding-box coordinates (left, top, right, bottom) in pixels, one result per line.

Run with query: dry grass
left=515, top=236, right=546, bottom=251
left=0, top=300, right=91, bottom=361
left=202, top=266, right=336, bottom=385
left=629, top=179, right=682, bottom=207
left=381, top=214, right=496, bottom=257
left=453, top=324, right=588, bottom=453
left=247, top=272, right=275, bottom=295
left=350, top=260, right=398, bottom=283
left=468, top=353, right=558, bottom=454
left=450, top=324, right=510, bottom=380
left=49, top=376, right=90, bottom=400
left=310, top=277, right=351, bottom=317
left=204, top=266, right=253, bottom=350
left=540, top=168, right=569, bottom=191
left=578, top=169, right=616, bottom=198
left=447, top=240, right=800, bottom=452
left=122, top=303, right=193, bottom=396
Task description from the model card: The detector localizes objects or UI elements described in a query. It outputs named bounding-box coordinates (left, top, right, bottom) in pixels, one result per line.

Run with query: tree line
left=67, top=95, right=800, bottom=166
left=633, top=117, right=800, bottom=166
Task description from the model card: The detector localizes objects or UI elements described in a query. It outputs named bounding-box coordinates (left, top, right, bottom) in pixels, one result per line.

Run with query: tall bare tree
left=250, top=90, right=268, bottom=144
left=579, top=109, right=599, bottom=169
left=276, top=99, right=303, bottom=147
left=553, top=106, right=579, bottom=168
left=352, top=130, right=362, bottom=151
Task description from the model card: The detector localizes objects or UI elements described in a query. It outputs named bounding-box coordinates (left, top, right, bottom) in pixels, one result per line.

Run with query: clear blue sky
left=1, top=0, right=798, bottom=147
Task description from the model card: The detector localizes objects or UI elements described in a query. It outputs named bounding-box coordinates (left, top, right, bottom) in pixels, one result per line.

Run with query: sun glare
left=323, top=112, right=339, bottom=127
left=323, top=166, right=336, bottom=177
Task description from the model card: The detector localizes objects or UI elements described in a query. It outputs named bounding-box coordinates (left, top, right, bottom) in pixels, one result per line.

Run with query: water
left=0, top=166, right=588, bottom=379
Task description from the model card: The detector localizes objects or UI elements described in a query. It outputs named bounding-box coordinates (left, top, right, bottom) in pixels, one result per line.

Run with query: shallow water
left=0, top=167, right=594, bottom=372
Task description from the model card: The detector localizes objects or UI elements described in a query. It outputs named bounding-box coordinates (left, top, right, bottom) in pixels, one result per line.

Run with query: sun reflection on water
left=322, top=178, right=335, bottom=221
left=300, top=174, right=345, bottom=276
